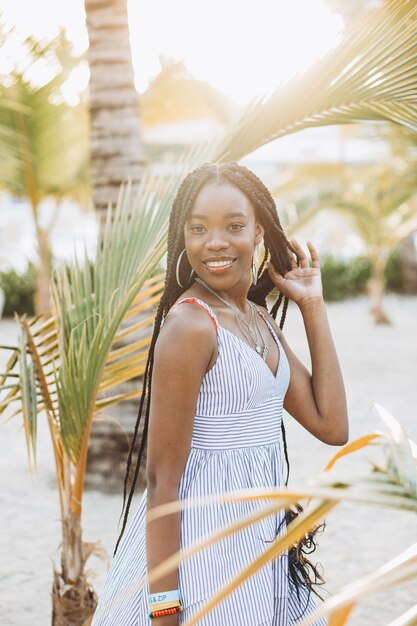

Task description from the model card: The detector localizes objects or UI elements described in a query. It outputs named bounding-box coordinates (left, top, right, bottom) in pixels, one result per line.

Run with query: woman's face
left=183, top=182, right=264, bottom=290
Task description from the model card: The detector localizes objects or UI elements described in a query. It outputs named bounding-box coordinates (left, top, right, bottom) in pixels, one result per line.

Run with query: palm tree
left=273, top=161, right=417, bottom=323
left=0, top=154, right=210, bottom=625
left=0, top=31, right=89, bottom=313
left=140, top=57, right=236, bottom=127
left=84, top=0, right=144, bottom=215
left=325, top=166, right=417, bottom=323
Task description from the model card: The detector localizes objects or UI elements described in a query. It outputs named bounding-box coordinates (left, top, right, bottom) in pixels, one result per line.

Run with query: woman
left=92, top=162, right=348, bottom=626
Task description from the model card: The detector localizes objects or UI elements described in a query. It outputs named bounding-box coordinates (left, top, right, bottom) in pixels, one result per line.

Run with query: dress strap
left=167, top=297, right=219, bottom=334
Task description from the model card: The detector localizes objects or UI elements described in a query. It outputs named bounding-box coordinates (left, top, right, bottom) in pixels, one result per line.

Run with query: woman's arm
left=265, top=239, right=349, bottom=446
left=145, top=305, right=216, bottom=624
left=275, top=300, right=348, bottom=445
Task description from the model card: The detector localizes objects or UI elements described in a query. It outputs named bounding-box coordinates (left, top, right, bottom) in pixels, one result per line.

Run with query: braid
left=114, top=162, right=326, bottom=607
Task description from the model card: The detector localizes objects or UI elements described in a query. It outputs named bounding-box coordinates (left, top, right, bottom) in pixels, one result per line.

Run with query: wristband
left=147, top=589, right=180, bottom=605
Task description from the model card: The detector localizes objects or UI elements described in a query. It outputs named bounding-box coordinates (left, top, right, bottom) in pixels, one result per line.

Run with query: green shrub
left=0, top=263, right=37, bottom=316
left=0, top=250, right=406, bottom=316
left=320, top=256, right=353, bottom=301
left=348, top=256, right=372, bottom=294
left=384, top=248, right=403, bottom=292
left=320, top=251, right=402, bottom=301
left=320, top=255, right=372, bottom=301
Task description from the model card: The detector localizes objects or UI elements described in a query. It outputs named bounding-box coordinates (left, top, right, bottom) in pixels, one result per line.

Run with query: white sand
left=1, top=294, right=416, bottom=625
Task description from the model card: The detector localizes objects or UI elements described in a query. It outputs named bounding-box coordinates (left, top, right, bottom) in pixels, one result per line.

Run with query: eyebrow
left=187, top=211, right=247, bottom=220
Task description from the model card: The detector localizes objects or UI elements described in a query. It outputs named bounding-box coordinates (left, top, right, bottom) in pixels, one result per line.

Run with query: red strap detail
left=169, top=298, right=219, bottom=333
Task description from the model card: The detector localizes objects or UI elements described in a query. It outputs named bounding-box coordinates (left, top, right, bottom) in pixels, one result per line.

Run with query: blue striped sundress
left=92, top=297, right=327, bottom=626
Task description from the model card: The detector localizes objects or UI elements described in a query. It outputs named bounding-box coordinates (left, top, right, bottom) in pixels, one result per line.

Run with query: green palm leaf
left=0, top=31, right=89, bottom=204
left=17, top=324, right=38, bottom=469
left=280, top=163, right=417, bottom=252
left=0, top=275, right=164, bottom=443
left=0, top=140, right=217, bottom=517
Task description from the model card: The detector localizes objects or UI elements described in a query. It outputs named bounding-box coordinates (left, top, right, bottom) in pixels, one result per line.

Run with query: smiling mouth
left=203, top=258, right=236, bottom=269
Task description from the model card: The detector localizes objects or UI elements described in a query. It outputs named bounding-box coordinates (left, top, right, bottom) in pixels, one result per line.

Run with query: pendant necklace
left=252, top=302, right=269, bottom=360
left=195, top=277, right=269, bottom=361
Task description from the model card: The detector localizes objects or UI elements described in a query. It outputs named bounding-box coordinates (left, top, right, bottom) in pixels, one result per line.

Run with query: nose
left=205, top=230, right=229, bottom=250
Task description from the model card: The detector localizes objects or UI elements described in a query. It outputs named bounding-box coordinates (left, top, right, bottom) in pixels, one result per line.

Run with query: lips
left=203, top=257, right=236, bottom=269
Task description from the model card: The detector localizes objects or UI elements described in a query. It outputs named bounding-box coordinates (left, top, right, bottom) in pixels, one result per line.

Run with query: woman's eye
left=189, top=223, right=244, bottom=233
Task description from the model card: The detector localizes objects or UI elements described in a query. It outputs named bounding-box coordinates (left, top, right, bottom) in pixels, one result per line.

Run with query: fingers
left=290, top=239, right=309, bottom=268
left=306, top=240, right=320, bottom=269
left=287, top=243, right=298, bottom=269
left=267, top=259, right=284, bottom=281
left=289, top=239, right=320, bottom=269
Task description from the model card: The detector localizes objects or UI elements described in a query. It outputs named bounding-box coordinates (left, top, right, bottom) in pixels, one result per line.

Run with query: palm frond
left=213, top=0, right=417, bottom=163
left=373, top=403, right=417, bottom=497
left=281, top=161, right=417, bottom=254
left=0, top=273, right=164, bottom=452
left=59, top=151, right=217, bottom=512
left=322, top=433, right=384, bottom=472
left=17, top=324, right=37, bottom=470
left=143, top=409, right=417, bottom=625
left=180, top=499, right=336, bottom=626
left=0, top=29, right=89, bottom=204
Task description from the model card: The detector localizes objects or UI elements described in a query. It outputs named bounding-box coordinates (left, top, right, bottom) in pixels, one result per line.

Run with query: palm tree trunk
left=51, top=513, right=97, bottom=626
left=14, top=104, right=53, bottom=314
left=84, top=0, right=147, bottom=491
left=368, top=254, right=391, bottom=324
left=84, top=0, right=145, bottom=215
left=34, top=222, right=52, bottom=314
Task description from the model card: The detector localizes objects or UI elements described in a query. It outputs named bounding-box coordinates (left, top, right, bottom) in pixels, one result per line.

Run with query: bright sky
left=0, top=0, right=344, bottom=104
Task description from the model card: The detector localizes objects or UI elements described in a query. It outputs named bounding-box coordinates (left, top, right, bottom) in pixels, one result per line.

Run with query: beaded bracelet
left=148, top=605, right=183, bottom=619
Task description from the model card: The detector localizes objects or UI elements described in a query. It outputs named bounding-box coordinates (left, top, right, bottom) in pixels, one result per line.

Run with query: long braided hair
left=115, top=162, right=325, bottom=604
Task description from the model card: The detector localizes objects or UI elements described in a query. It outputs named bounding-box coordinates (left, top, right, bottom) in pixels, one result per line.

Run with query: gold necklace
left=195, top=278, right=269, bottom=360
left=251, top=302, right=269, bottom=360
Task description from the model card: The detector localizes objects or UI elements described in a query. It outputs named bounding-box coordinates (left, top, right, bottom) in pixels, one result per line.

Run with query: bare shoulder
left=155, top=300, right=217, bottom=370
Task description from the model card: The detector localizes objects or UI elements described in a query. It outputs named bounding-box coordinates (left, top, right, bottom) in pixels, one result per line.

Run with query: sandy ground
left=1, top=294, right=416, bottom=626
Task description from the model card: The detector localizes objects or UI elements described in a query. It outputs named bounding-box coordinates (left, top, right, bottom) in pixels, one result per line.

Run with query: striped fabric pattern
left=92, top=297, right=327, bottom=626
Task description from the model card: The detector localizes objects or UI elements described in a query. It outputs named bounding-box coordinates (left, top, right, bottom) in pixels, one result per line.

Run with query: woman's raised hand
left=267, top=239, right=323, bottom=307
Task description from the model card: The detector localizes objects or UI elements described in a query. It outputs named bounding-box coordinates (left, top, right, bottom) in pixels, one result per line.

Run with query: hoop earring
left=176, top=248, right=195, bottom=287
left=252, top=240, right=262, bottom=285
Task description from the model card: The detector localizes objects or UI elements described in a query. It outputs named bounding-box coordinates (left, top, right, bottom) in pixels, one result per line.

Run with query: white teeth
left=206, top=260, right=234, bottom=268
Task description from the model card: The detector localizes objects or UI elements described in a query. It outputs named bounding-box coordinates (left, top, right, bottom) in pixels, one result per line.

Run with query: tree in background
left=83, top=0, right=149, bottom=494
left=325, top=165, right=417, bottom=323
left=0, top=29, right=89, bottom=313
left=84, top=0, right=144, bottom=215
left=278, top=157, right=417, bottom=323
left=140, top=56, right=236, bottom=127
